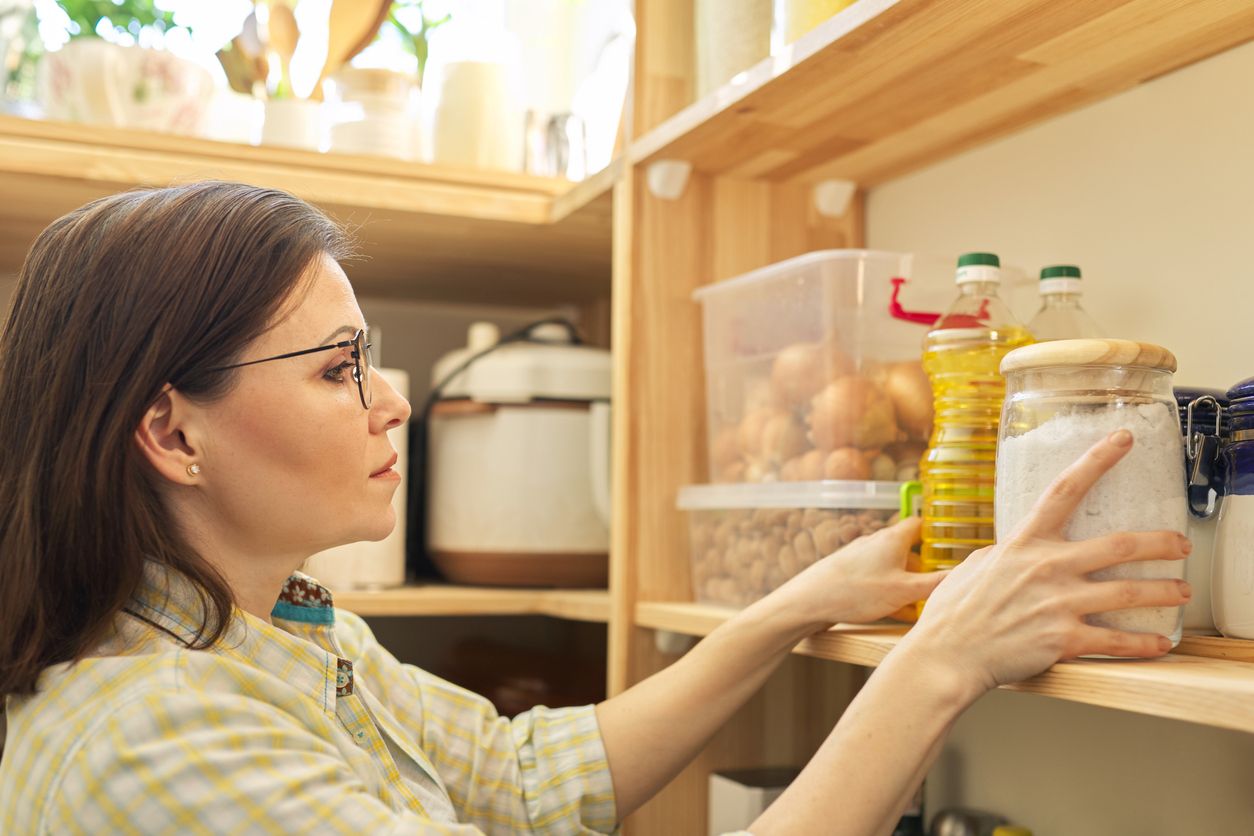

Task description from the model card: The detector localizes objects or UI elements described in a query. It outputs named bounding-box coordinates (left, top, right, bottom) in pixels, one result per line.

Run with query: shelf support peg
left=654, top=629, right=697, bottom=655
left=813, top=178, right=858, bottom=218
left=645, top=160, right=693, bottom=200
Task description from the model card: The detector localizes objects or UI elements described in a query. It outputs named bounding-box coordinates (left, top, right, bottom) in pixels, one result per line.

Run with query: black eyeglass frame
left=206, top=328, right=373, bottom=409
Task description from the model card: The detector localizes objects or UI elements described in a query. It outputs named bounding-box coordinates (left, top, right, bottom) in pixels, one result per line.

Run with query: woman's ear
left=134, top=385, right=203, bottom=486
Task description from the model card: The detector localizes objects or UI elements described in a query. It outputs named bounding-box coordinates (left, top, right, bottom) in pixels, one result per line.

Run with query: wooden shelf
left=636, top=600, right=1254, bottom=736
left=0, top=114, right=616, bottom=305
left=333, top=584, right=610, bottom=622
left=629, top=0, right=1254, bottom=185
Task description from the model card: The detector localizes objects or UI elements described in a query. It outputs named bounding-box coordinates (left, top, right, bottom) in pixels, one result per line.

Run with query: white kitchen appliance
left=303, top=367, right=410, bottom=591
left=425, top=322, right=611, bottom=587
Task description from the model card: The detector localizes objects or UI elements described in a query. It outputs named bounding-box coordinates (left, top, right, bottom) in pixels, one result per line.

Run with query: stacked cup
left=324, top=68, right=419, bottom=161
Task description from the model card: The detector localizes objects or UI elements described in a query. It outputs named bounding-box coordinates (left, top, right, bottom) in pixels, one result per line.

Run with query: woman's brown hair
left=0, top=181, right=353, bottom=699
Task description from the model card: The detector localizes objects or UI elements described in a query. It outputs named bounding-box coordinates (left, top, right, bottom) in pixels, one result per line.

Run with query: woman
left=0, top=182, right=1189, bottom=835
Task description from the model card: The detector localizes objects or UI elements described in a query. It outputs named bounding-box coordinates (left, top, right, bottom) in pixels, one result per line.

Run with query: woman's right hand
left=904, top=428, right=1192, bottom=697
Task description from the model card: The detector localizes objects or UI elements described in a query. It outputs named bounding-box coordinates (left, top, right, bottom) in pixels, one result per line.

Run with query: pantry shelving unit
left=0, top=114, right=615, bottom=306
left=635, top=601, right=1254, bottom=734
left=6, top=0, right=1254, bottom=829
left=611, top=1, right=1254, bottom=832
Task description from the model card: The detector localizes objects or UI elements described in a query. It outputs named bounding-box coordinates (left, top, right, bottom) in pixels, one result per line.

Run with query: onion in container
left=880, top=361, right=933, bottom=438
left=808, top=376, right=898, bottom=450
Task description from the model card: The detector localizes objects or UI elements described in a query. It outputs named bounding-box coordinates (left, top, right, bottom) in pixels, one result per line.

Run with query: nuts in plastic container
left=679, top=482, right=901, bottom=607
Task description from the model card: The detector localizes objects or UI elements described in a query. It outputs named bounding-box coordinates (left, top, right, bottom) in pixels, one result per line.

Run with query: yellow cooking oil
left=897, top=253, right=1032, bottom=622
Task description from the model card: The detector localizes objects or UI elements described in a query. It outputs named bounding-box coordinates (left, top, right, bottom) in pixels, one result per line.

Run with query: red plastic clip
left=889, top=277, right=990, bottom=328
left=889, top=277, right=941, bottom=326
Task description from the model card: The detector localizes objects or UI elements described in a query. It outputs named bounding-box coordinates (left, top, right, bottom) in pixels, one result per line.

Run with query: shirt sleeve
left=43, top=688, right=487, bottom=835
left=337, top=611, right=618, bottom=835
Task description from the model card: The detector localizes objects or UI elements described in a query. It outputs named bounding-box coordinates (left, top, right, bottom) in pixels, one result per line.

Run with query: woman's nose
left=371, top=369, right=412, bottom=430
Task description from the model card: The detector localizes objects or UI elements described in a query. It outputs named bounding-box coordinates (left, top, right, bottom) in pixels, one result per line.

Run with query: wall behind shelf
left=869, top=40, right=1254, bottom=389
left=867, top=39, right=1254, bottom=836
left=932, top=689, right=1254, bottom=835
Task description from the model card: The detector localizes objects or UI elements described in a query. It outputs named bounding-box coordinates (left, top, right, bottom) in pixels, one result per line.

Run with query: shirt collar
left=124, top=561, right=351, bottom=709
left=127, top=561, right=340, bottom=641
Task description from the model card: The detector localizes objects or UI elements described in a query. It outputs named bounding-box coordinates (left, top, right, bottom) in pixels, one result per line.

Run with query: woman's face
left=194, top=254, right=411, bottom=558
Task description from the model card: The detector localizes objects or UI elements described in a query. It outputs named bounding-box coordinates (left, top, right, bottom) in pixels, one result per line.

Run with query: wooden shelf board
left=0, top=115, right=614, bottom=305
left=629, top=0, right=1254, bottom=186
left=636, top=600, right=1254, bottom=735
left=333, top=584, right=610, bottom=622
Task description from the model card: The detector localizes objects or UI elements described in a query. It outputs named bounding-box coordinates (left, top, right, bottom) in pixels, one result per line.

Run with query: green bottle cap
left=957, top=252, right=1000, bottom=268
left=1040, top=265, right=1081, bottom=280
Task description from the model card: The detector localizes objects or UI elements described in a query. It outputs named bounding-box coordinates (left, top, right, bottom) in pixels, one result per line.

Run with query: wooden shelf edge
left=549, top=157, right=624, bottom=223
left=628, top=0, right=899, bottom=168
left=0, top=114, right=622, bottom=227
left=636, top=600, right=1254, bottom=735
left=334, top=585, right=610, bottom=622
left=627, top=0, right=1254, bottom=187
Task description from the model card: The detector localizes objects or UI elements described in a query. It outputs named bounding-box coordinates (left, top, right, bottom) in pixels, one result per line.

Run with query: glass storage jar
left=995, top=339, right=1186, bottom=646
left=1213, top=377, right=1254, bottom=639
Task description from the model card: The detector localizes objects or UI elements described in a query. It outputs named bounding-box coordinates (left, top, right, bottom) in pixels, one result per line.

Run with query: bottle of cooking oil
left=906, top=252, right=1033, bottom=620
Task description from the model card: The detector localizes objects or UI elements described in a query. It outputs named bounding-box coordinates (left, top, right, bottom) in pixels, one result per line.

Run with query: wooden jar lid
left=1001, top=338, right=1177, bottom=375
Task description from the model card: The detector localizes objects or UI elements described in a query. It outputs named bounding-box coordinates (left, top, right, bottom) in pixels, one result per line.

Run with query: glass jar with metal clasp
left=1175, top=387, right=1228, bottom=633
left=1213, top=378, right=1254, bottom=639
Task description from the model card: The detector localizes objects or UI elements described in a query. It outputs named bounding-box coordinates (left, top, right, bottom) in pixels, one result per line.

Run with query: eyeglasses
left=207, top=328, right=373, bottom=409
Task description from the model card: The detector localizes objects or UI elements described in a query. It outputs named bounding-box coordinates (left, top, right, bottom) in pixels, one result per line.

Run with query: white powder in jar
left=1212, top=494, right=1254, bottom=639
left=996, top=401, right=1187, bottom=639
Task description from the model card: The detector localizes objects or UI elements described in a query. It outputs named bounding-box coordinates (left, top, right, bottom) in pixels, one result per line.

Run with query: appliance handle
left=589, top=400, right=612, bottom=527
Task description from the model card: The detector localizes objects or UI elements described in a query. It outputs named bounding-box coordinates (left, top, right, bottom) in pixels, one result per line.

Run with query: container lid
left=1001, top=339, right=1176, bottom=375
left=433, top=322, right=611, bottom=403
left=677, top=481, right=903, bottom=511
left=691, top=249, right=907, bottom=302
left=1040, top=265, right=1081, bottom=280
left=955, top=252, right=1001, bottom=285
left=1224, top=378, right=1254, bottom=434
left=1227, top=376, right=1254, bottom=403
left=958, top=252, right=1000, bottom=268
left=1038, top=264, right=1083, bottom=296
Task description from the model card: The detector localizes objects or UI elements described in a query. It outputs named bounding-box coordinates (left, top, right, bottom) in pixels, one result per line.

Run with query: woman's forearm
left=750, top=638, right=982, bottom=836
left=595, top=597, right=824, bottom=819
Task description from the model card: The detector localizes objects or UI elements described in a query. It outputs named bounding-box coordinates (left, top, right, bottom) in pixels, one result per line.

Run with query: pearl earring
left=187, top=463, right=201, bottom=477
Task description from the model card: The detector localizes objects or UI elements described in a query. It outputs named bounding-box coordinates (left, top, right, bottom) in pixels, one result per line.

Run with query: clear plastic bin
left=679, top=481, right=901, bottom=607
left=693, top=250, right=940, bottom=485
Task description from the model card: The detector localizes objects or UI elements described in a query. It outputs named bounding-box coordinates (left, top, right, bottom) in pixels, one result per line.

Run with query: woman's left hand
left=765, top=516, right=947, bottom=629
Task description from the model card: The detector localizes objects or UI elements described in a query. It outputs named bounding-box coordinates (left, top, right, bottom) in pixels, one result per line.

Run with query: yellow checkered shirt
left=0, top=564, right=617, bottom=834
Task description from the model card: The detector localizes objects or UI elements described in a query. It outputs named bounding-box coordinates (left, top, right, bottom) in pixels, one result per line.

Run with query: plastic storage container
left=693, top=250, right=936, bottom=488
left=996, top=339, right=1186, bottom=647
left=679, top=481, right=900, bottom=606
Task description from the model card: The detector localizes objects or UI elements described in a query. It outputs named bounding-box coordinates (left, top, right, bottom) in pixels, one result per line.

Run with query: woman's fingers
left=1064, top=626, right=1173, bottom=659
left=902, top=568, right=950, bottom=598
left=1059, top=529, right=1191, bottom=574
left=1012, top=430, right=1134, bottom=541
left=1070, top=577, right=1191, bottom=617
left=873, top=515, right=922, bottom=554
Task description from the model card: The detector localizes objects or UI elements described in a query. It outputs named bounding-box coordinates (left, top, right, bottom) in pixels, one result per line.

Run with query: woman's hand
left=904, top=429, right=1192, bottom=695
left=763, top=515, right=947, bottom=630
